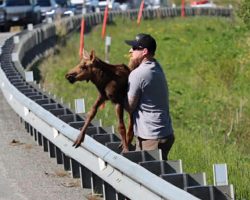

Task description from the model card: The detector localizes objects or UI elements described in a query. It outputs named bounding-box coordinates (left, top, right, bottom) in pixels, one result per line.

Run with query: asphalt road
left=0, top=33, right=92, bottom=200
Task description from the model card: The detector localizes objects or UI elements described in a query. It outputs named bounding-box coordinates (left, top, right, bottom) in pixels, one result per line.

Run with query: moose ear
left=82, top=49, right=90, bottom=60
left=90, top=50, right=95, bottom=62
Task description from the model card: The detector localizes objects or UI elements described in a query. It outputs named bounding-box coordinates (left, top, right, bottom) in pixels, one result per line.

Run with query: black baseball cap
left=125, top=33, right=157, bottom=54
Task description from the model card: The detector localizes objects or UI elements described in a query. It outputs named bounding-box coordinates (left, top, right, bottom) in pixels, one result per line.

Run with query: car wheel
left=2, top=25, right=10, bottom=32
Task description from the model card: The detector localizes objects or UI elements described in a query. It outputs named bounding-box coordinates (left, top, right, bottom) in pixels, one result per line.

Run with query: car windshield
left=6, top=0, right=31, bottom=6
left=56, top=0, right=67, bottom=6
left=37, top=0, right=51, bottom=6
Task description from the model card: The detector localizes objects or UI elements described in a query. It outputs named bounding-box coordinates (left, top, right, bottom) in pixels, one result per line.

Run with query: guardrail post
left=122, top=149, right=161, bottom=163
left=187, top=186, right=214, bottom=200
left=42, top=136, right=48, bottom=152
left=91, top=172, right=103, bottom=195
left=160, top=172, right=206, bottom=189
left=48, top=141, right=56, bottom=158
left=37, top=132, right=43, bottom=146
left=80, top=165, right=92, bottom=188
left=105, top=142, right=122, bottom=154
left=29, top=123, right=34, bottom=136
left=33, top=127, right=37, bottom=141
left=62, top=154, right=71, bottom=171
left=55, top=146, right=63, bottom=164
left=103, top=182, right=117, bottom=200
left=19, top=116, right=23, bottom=124
left=24, top=121, right=29, bottom=133
left=116, top=192, right=127, bottom=200
left=70, top=158, right=80, bottom=178
left=139, top=160, right=183, bottom=175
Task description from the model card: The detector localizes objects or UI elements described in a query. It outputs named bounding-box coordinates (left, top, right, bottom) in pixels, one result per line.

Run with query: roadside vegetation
left=35, top=15, right=250, bottom=199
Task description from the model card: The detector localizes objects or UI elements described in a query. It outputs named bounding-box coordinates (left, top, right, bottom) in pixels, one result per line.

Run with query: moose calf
left=65, top=50, right=133, bottom=152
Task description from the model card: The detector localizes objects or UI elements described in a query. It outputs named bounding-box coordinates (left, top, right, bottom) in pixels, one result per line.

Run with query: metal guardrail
left=0, top=7, right=234, bottom=200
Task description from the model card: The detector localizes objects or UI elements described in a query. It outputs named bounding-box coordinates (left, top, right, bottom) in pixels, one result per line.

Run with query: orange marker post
left=181, top=0, right=185, bottom=17
left=137, top=0, right=144, bottom=25
left=102, top=5, right=109, bottom=39
left=79, top=18, right=85, bottom=59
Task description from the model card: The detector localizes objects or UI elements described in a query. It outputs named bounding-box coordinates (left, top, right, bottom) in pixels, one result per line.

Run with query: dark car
left=37, top=0, right=75, bottom=21
left=0, top=0, right=42, bottom=32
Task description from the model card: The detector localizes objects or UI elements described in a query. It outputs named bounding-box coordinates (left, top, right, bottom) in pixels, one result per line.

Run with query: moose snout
left=65, top=73, right=76, bottom=84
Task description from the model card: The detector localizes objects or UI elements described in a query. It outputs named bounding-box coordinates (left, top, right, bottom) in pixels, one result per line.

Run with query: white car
left=97, top=0, right=121, bottom=11
left=37, top=0, right=75, bottom=20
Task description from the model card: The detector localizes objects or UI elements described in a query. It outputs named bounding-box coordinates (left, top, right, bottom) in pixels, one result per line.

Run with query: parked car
left=191, top=0, right=216, bottom=8
left=0, top=0, right=42, bottom=32
left=127, top=0, right=166, bottom=10
left=0, top=1, right=5, bottom=30
left=144, top=0, right=160, bottom=9
left=70, top=0, right=97, bottom=14
left=86, top=0, right=99, bottom=12
left=37, top=0, right=75, bottom=21
left=71, top=0, right=126, bottom=13
left=97, top=0, right=121, bottom=11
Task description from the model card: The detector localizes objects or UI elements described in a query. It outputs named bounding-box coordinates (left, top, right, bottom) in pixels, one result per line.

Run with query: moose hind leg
left=127, top=114, right=134, bottom=146
left=115, top=104, right=128, bottom=152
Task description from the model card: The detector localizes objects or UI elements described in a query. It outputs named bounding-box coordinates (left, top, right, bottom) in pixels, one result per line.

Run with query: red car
left=191, top=0, right=216, bottom=8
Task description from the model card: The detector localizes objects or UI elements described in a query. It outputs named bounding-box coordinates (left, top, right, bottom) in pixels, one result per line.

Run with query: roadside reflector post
left=213, top=163, right=228, bottom=186
left=47, top=17, right=53, bottom=24
left=105, top=36, right=111, bottom=63
left=75, top=98, right=86, bottom=114
left=96, top=7, right=100, bottom=13
left=82, top=0, right=86, bottom=15
left=25, top=71, right=34, bottom=82
left=11, top=53, right=18, bottom=62
left=27, top=24, right=33, bottom=31
left=13, top=36, right=20, bottom=44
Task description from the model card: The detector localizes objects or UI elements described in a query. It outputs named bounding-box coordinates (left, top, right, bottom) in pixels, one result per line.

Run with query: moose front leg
left=73, top=95, right=105, bottom=148
left=115, top=104, right=129, bottom=153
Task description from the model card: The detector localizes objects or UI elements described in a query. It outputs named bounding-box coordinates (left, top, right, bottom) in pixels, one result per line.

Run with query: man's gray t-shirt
left=128, top=60, right=173, bottom=139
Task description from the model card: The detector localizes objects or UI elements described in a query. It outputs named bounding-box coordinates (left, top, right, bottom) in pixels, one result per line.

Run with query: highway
left=0, top=33, right=92, bottom=200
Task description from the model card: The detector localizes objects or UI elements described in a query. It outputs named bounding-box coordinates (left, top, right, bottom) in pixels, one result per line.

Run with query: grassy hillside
left=35, top=16, right=250, bottom=199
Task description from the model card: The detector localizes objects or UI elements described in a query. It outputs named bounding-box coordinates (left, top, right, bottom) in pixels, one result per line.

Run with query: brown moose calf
left=65, top=50, right=133, bottom=152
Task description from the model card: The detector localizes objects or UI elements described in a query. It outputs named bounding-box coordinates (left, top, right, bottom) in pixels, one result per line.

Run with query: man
left=125, top=33, right=175, bottom=160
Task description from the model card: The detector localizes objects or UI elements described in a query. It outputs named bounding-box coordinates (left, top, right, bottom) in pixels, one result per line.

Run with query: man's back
left=128, top=60, right=173, bottom=139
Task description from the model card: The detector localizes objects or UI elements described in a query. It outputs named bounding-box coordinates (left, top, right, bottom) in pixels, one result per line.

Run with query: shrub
left=238, top=0, right=250, bottom=29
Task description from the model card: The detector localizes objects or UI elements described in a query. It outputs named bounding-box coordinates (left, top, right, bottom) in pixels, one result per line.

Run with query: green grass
left=35, top=16, right=250, bottom=199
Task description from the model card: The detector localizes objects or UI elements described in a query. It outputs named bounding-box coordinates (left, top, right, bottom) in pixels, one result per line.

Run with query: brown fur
left=65, top=50, right=133, bottom=152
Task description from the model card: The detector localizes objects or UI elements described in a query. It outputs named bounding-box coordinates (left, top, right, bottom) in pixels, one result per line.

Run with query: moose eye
left=80, top=65, right=87, bottom=71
